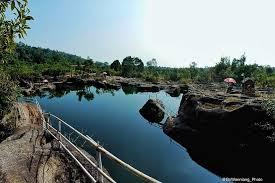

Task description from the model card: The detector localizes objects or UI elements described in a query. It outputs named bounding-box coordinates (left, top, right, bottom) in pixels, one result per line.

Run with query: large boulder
left=166, top=85, right=181, bottom=97
left=163, top=92, right=275, bottom=180
left=139, top=99, right=165, bottom=123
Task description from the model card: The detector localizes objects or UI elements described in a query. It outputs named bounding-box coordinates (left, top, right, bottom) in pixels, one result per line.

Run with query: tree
left=133, top=57, right=144, bottom=72
left=0, top=0, right=32, bottom=116
left=110, top=60, right=121, bottom=71
left=147, top=58, right=157, bottom=67
left=0, top=0, right=33, bottom=63
left=265, top=66, right=274, bottom=76
left=189, top=61, right=198, bottom=79
left=213, top=57, right=231, bottom=81
left=85, top=56, right=94, bottom=65
left=231, top=54, right=246, bottom=81
left=122, top=56, right=135, bottom=77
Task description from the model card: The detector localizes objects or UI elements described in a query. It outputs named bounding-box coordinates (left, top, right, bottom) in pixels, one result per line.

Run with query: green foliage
left=3, top=43, right=89, bottom=79
left=210, top=54, right=274, bottom=87
left=143, top=71, right=160, bottom=83
left=134, top=57, right=144, bottom=72
left=146, top=58, right=157, bottom=67
left=168, top=70, right=180, bottom=81
left=121, top=56, right=144, bottom=77
left=2, top=42, right=275, bottom=89
left=189, top=62, right=198, bottom=79
left=110, top=60, right=121, bottom=71
left=0, top=0, right=33, bottom=63
left=0, top=0, right=32, bottom=116
left=266, top=75, right=275, bottom=87
left=213, top=57, right=232, bottom=81
left=0, top=68, right=19, bottom=117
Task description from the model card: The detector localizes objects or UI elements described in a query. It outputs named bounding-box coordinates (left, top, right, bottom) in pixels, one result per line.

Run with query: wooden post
left=97, top=141, right=103, bottom=183
left=58, top=120, right=62, bottom=148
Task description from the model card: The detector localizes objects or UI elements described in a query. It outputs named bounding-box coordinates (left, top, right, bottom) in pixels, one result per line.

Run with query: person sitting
left=226, top=83, right=233, bottom=94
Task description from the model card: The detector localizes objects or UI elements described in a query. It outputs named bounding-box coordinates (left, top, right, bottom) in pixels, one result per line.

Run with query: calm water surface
left=34, top=86, right=223, bottom=183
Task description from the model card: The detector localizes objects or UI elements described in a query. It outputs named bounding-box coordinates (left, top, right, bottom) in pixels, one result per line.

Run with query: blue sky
left=23, top=0, right=275, bottom=67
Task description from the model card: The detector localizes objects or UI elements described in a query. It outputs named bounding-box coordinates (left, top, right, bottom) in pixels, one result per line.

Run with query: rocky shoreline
left=0, top=102, right=110, bottom=183
left=20, top=75, right=189, bottom=97
left=163, top=84, right=275, bottom=181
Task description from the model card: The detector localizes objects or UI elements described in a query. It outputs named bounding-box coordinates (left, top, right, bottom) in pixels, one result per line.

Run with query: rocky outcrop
left=137, top=84, right=160, bottom=92
left=0, top=103, right=110, bottom=183
left=163, top=92, right=275, bottom=181
left=21, top=75, right=190, bottom=97
left=139, top=99, right=165, bottom=123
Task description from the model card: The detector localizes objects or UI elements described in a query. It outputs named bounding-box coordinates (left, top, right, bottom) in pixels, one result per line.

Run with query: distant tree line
left=108, top=55, right=274, bottom=87
left=1, top=42, right=274, bottom=88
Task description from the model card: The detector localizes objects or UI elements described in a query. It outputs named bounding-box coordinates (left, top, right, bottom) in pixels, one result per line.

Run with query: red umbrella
left=224, top=78, right=236, bottom=84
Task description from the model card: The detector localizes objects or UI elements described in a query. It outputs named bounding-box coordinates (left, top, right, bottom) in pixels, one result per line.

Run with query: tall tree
left=122, top=56, right=135, bottom=77
left=110, top=60, right=121, bottom=71
left=189, top=61, right=198, bottom=79
left=133, top=57, right=144, bottom=72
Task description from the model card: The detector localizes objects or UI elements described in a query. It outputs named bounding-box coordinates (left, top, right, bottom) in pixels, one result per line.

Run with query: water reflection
left=76, top=89, right=94, bottom=101
left=121, top=85, right=139, bottom=95
left=36, top=85, right=142, bottom=101
left=33, top=86, right=223, bottom=183
left=95, top=88, right=115, bottom=96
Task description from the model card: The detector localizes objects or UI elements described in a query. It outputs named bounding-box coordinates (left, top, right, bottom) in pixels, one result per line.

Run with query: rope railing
left=30, top=98, right=161, bottom=183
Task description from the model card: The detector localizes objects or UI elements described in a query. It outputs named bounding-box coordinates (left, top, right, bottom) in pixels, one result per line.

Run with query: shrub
left=0, top=69, right=19, bottom=117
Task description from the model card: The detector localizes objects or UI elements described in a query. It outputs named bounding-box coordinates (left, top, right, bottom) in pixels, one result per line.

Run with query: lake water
left=34, top=86, right=223, bottom=183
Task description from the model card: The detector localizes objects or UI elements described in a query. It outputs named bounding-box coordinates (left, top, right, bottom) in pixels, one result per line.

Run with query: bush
left=145, top=75, right=159, bottom=83
left=169, top=72, right=180, bottom=81
left=266, top=75, right=275, bottom=87
left=0, top=69, right=19, bottom=117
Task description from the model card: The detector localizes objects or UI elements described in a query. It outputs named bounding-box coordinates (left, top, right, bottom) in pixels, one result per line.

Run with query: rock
left=137, top=84, right=160, bottom=92
left=0, top=103, right=111, bottom=183
left=163, top=91, right=275, bottom=180
left=242, top=78, right=255, bottom=96
left=139, top=99, right=165, bottom=123
left=105, top=83, right=121, bottom=90
left=179, top=84, right=189, bottom=93
left=166, top=85, right=181, bottom=97
left=93, top=80, right=106, bottom=89
left=66, top=77, right=85, bottom=86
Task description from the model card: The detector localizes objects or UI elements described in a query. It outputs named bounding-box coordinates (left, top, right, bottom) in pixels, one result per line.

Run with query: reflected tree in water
left=95, top=88, right=115, bottom=96
left=48, top=89, right=70, bottom=99
left=76, top=88, right=94, bottom=102
left=122, top=86, right=138, bottom=95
